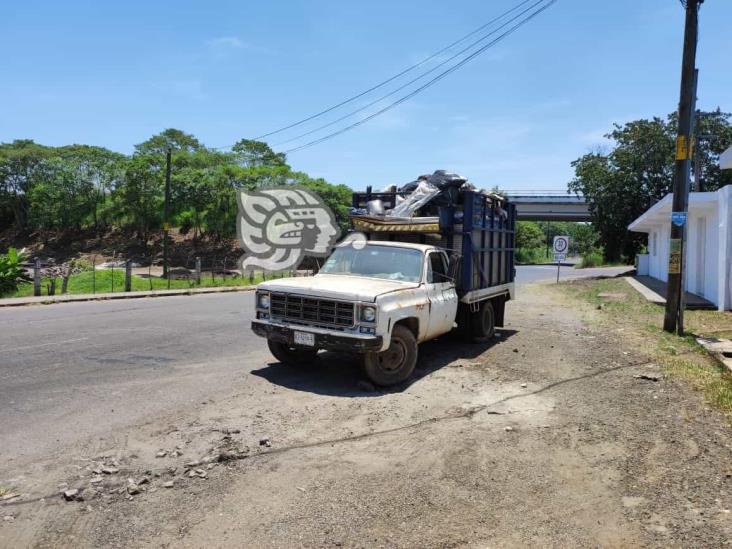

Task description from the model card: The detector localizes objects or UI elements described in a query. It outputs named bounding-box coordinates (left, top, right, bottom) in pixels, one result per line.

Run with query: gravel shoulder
left=3, top=282, right=732, bottom=547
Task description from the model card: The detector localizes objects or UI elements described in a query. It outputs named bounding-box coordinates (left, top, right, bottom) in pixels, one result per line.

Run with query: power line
left=253, top=0, right=538, bottom=141
left=284, top=0, right=557, bottom=154
left=273, top=0, right=548, bottom=147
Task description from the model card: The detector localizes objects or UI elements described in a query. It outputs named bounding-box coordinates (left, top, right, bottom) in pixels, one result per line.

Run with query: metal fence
left=25, top=255, right=315, bottom=297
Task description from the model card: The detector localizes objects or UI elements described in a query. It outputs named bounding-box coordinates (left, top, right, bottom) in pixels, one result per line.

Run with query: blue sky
left=2, top=0, right=731, bottom=191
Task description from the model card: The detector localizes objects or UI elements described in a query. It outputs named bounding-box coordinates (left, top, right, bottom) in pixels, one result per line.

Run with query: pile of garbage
left=349, top=170, right=505, bottom=232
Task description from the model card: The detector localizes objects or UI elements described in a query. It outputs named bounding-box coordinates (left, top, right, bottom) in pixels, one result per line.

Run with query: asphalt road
left=0, top=265, right=631, bottom=465
left=0, top=292, right=267, bottom=463
left=515, top=263, right=632, bottom=284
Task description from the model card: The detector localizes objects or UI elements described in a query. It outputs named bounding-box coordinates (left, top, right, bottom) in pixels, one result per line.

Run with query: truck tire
left=268, top=340, right=318, bottom=366
left=362, top=325, right=418, bottom=386
left=471, top=301, right=495, bottom=342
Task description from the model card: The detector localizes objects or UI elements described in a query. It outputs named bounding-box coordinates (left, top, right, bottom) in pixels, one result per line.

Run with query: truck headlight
left=257, top=292, right=270, bottom=309
left=361, top=306, right=376, bottom=322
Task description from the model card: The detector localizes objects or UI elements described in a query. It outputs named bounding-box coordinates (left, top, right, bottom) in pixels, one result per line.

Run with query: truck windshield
left=320, top=245, right=423, bottom=282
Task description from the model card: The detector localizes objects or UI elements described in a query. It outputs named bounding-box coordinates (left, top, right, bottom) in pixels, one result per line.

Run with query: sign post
left=553, top=235, right=570, bottom=283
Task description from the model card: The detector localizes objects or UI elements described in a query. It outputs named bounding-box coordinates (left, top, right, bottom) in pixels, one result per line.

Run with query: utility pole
left=162, top=148, right=172, bottom=279
left=664, top=0, right=703, bottom=334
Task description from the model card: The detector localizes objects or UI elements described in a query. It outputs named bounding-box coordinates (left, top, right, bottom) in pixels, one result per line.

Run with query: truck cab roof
left=336, top=240, right=440, bottom=254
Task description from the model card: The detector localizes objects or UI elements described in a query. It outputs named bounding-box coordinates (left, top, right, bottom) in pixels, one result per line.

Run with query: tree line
left=3, top=109, right=731, bottom=266
left=569, top=109, right=732, bottom=262
left=0, top=129, right=352, bottom=245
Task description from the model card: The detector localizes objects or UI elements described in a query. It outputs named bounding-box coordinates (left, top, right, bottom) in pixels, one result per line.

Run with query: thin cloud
left=205, top=36, right=273, bottom=56
left=207, top=36, right=244, bottom=50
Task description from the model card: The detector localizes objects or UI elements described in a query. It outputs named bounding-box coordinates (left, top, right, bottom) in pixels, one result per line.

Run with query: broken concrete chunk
left=63, top=489, right=80, bottom=501
left=163, top=481, right=174, bottom=488
left=155, top=450, right=167, bottom=458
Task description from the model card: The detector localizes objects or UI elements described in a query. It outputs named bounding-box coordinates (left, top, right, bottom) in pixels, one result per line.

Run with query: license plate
left=293, top=331, right=315, bottom=347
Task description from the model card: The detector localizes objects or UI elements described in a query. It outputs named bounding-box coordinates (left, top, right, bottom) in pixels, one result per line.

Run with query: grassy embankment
left=557, top=277, right=732, bottom=413
left=4, top=269, right=268, bottom=298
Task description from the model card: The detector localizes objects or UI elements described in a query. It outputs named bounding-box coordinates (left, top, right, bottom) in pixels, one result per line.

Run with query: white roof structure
left=722, top=146, right=732, bottom=170
left=628, top=191, right=719, bottom=233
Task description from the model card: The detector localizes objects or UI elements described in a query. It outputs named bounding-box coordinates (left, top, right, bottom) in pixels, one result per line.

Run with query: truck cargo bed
left=351, top=190, right=516, bottom=299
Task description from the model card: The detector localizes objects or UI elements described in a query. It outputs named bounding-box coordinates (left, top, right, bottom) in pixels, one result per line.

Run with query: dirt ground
left=3, top=283, right=732, bottom=548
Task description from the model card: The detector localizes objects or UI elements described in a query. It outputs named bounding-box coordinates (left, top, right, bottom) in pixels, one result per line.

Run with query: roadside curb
left=0, top=285, right=256, bottom=308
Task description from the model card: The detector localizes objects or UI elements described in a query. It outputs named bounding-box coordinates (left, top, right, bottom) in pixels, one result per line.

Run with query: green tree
left=516, top=221, right=544, bottom=250
left=135, top=128, right=203, bottom=156
left=0, top=140, right=53, bottom=229
left=567, top=223, right=598, bottom=255
left=568, top=110, right=732, bottom=262
left=232, top=139, right=287, bottom=168
left=56, top=145, right=125, bottom=231
left=27, top=158, right=96, bottom=237
left=114, top=155, right=164, bottom=241
left=288, top=172, right=352, bottom=234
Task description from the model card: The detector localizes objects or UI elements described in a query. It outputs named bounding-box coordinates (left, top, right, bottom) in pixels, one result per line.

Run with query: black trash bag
left=398, top=174, right=430, bottom=193
left=398, top=180, right=420, bottom=193
left=426, top=170, right=467, bottom=190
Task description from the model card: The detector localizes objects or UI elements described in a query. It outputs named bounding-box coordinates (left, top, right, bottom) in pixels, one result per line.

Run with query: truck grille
left=270, top=293, right=355, bottom=327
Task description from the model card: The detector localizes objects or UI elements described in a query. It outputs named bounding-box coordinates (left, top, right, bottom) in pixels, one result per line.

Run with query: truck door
left=424, top=251, right=459, bottom=338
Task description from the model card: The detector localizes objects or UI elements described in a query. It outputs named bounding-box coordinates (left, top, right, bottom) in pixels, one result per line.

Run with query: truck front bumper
left=251, top=320, right=383, bottom=353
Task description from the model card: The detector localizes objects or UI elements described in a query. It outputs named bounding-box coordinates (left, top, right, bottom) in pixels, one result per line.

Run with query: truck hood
left=258, top=274, right=419, bottom=302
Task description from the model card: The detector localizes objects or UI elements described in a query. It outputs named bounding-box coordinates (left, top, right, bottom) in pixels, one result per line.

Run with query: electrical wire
left=252, top=0, right=538, bottom=141
left=273, top=0, right=548, bottom=147
left=284, top=0, right=557, bottom=154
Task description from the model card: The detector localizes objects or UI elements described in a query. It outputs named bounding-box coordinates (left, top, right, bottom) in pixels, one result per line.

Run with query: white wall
left=633, top=186, right=731, bottom=310
left=718, top=186, right=732, bottom=311
left=684, top=208, right=719, bottom=304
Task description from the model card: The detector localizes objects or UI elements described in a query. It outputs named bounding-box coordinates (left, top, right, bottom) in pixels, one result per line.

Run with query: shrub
left=578, top=251, right=604, bottom=269
left=69, top=257, right=94, bottom=272
left=515, top=247, right=548, bottom=264
left=0, top=248, right=32, bottom=296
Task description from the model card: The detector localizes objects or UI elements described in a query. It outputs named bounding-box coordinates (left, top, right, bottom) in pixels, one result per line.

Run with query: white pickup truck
left=251, top=189, right=516, bottom=386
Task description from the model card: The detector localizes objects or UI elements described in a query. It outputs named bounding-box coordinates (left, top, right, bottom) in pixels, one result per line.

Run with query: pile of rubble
left=58, top=429, right=254, bottom=504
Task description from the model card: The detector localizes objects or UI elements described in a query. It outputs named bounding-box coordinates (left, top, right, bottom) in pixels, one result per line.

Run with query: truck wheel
left=268, top=340, right=318, bottom=366
left=471, top=301, right=495, bottom=342
left=362, top=325, right=418, bottom=386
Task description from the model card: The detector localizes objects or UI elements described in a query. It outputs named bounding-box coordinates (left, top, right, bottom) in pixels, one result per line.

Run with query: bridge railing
left=503, top=189, right=583, bottom=197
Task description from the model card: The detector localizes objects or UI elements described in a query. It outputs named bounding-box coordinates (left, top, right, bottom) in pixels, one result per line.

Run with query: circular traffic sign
left=553, top=236, right=569, bottom=253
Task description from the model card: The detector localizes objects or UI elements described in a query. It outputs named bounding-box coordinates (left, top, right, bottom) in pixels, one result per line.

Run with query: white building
left=628, top=184, right=731, bottom=311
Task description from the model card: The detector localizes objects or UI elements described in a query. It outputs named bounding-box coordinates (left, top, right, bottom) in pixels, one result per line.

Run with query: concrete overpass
left=503, top=190, right=591, bottom=222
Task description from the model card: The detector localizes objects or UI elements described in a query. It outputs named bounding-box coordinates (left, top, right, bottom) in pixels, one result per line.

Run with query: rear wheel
left=471, top=301, right=495, bottom=342
left=268, top=340, right=318, bottom=366
left=362, top=325, right=418, bottom=386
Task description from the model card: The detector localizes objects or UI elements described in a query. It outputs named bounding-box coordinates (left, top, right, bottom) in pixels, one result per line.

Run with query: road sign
left=671, top=211, right=688, bottom=226
left=553, top=235, right=569, bottom=255
left=553, top=236, right=570, bottom=283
